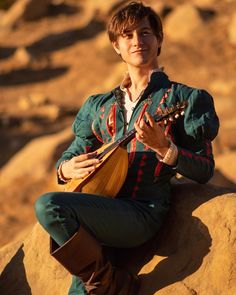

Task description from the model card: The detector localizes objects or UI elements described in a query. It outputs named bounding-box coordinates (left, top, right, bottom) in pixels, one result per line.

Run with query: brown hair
left=107, top=1, right=163, bottom=56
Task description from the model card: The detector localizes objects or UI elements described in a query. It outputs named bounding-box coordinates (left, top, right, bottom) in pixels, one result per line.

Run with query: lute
left=64, top=101, right=188, bottom=197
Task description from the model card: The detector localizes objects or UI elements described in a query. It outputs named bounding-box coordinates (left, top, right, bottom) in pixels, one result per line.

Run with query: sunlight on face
left=112, top=18, right=162, bottom=69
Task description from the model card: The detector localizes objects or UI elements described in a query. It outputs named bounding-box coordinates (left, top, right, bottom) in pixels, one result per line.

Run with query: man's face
left=112, top=18, right=162, bottom=69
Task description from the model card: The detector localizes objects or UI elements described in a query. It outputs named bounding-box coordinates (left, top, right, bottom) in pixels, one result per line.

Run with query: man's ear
left=112, top=41, right=121, bottom=55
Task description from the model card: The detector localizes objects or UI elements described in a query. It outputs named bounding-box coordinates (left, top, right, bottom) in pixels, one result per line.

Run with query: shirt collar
left=120, top=67, right=164, bottom=92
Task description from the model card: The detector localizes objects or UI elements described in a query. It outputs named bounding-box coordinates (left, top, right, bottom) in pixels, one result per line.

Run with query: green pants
left=35, top=192, right=168, bottom=294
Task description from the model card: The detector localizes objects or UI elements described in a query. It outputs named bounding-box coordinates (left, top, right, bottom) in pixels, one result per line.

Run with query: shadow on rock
left=27, top=18, right=105, bottom=55
left=0, top=66, right=68, bottom=86
left=110, top=183, right=232, bottom=294
left=47, top=2, right=80, bottom=18
left=0, top=46, right=16, bottom=59
left=0, top=245, right=32, bottom=295
left=210, top=168, right=236, bottom=190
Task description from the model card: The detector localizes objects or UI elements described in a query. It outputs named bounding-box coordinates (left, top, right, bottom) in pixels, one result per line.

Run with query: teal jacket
left=56, top=72, right=219, bottom=204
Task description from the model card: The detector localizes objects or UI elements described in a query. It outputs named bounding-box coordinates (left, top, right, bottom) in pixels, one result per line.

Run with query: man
left=35, top=2, right=219, bottom=295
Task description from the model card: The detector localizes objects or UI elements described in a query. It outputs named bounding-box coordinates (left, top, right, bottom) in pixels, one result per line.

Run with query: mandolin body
left=64, top=144, right=129, bottom=198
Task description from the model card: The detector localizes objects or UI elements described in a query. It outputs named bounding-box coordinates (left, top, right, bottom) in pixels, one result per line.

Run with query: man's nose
left=132, top=32, right=144, bottom=46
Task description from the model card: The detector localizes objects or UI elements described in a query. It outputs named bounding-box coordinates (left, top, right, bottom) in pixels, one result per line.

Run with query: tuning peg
left=169, top=116, right=173, bottom=121
left=174, top=114, right=179, bottom=119
left=164, top=119, right=167, bottom=125
left=181, top=111, right=185, bottom=116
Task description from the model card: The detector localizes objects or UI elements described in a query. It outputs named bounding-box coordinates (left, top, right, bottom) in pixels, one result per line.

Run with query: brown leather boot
left=50, top=226, right=140, bottom=295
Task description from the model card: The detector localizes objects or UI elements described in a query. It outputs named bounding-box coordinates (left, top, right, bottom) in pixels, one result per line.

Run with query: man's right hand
left=61, top=152, right=100, bottom=180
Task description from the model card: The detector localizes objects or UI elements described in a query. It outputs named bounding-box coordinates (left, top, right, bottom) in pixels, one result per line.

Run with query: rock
left=228, top=11, right=236, bottom=45
left=0, top=184, right=235, bottom=295
left=142, top=0, right=166, bottom=15
left=0, top=0, right=50, bottom=29
left=0, top=224, right=71, bottom=295
left=209, top=79, right=235, bottom=97
left=0, top=127, right=73, bottom=246
left=164, top=4, right=204, bottom=43
left=192, top=0, right=216, bottom=8
left=214, top=151, right=236, bottom=186
left=217, top=117, right=236, bottom=151
left=0, top=127, right=72, bottom=190
left=13, top=46, right=32, bottom=66
left=18, top=93, right=49, bottom=110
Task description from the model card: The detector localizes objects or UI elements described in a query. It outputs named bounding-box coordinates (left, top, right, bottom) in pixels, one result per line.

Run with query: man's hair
left=107, top=1, right=163, bottom=56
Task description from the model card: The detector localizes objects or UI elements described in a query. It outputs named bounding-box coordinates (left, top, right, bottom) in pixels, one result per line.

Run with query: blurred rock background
left=0, top=0, right=236, bottom=294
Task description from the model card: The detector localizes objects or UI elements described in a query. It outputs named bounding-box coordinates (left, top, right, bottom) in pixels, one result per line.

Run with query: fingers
left=134, top=112, right=168, bottom=150
left=72, top=165, right=97, bottom=179
left=74, top=151, right=97, bottom=161
left=134, top=112, right=153, bottom=140
left=64, top=151, right=101, bottom=180
left=144, top=112, right=155, bottom=127
left=73, top=152, right=99, bottom=168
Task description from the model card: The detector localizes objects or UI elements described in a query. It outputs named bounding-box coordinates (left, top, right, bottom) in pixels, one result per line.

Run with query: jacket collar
left=113, top=70, right=172, bottom=106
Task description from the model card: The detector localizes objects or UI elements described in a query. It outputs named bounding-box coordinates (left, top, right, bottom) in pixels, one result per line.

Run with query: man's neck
left=126, top=64, right=159, bottom=101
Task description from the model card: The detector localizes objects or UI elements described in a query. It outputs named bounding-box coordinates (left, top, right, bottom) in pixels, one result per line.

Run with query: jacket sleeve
left=56, top=96, right=102, bottom=183
left=173, top=88, right=219, bottom=184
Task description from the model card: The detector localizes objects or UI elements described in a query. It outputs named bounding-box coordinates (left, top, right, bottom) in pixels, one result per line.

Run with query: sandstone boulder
left=218, top=117, right=236, bottom=151
left=228, top=11, right=236, bottom=45
left=0, top=127, right=73, bottom=246
left=0, top=0, right=50, bottom=29
left=214, top=151, right=236, bottom=186
left=192, top=0, right=216, bottom=8
left=0, top=183, right=235, bottom=295
left=164, top=4, right=204, bottom=43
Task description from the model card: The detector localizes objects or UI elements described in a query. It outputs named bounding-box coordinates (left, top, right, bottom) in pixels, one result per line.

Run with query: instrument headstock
left=158, top=101, right=188, bottom=125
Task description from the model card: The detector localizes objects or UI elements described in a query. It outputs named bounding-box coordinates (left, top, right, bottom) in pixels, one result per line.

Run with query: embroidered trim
left=92, top=120, right=103, bottom=143
left=131, top=153, right=147, bottom=199
left=85, top=146, right=92, bottom=153
left=128, top=103, right=149, bottom=165
left=154, top=162, right=163, bottom=177
left=179, top=149, right=211, bottom=164
left=206, top=140, right=212, bottom=156
left=129, top=138, right=137, bottom=166
left=153, top=86, right=173, bottom=177
left=106, top=104, right=117, bottom=138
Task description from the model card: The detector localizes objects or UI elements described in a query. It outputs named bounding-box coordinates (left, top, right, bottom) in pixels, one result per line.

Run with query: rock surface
left=228, top=11, right=236, bottom=45
left=0, top=127, right=73, bottom=246
left=0, top=0, right=236, bottom=293
left=0, top=0, right=50, bottom=29
left=164, top=4, right=204, bottom=42
left=0, top=183, right=235, bottom=295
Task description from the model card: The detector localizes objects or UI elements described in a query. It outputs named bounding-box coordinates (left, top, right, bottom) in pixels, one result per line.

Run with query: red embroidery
left=85, top=146, right=92, bottom=153
left=136, top=103, right=149, bottom=124
left=91, top=121, right=103, bottom=143
left=180, top=149, right=211, bottom=164
left=153, top=87, right=173, bottom=177
left=140, top=154, right=147, bottom=167
left=129, top=103, right=149, bottom=166
left=206, top=140, right=212, bottom=156
left=164, top=121, right=172, bottom=136
left=131, top=153, right=147, bottom=199
left=129, top=138, right=137, bottom=165
left=154, top=162, right=163, bottom=177
left=106, top=104, right=117, bottom=138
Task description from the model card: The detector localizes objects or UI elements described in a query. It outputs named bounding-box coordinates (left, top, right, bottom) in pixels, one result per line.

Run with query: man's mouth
left=132, top=48, right=148, bottom=53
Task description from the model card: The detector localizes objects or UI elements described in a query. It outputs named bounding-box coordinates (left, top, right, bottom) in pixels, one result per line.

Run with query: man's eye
left=142, top=31, right=150, bottom=36
left=125, top=34, right=133, bottom=38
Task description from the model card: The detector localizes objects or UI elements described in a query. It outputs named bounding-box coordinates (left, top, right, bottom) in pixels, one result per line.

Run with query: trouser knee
left=34, top=192, right=57, bottom=231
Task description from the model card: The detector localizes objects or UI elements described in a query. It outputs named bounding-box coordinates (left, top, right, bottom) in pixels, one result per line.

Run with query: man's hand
left=134, top=112, right=170, bottom=157
left=61, top=152, right=100, bottom=180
